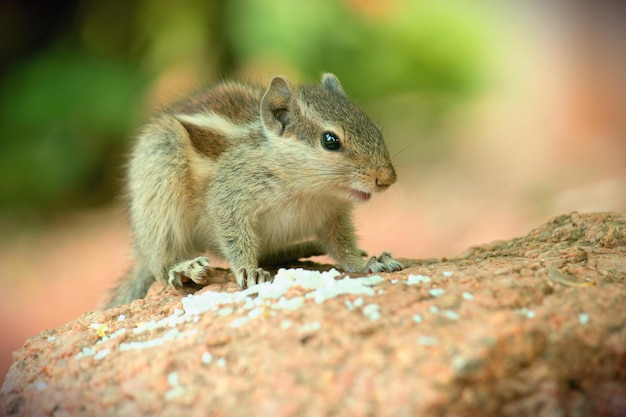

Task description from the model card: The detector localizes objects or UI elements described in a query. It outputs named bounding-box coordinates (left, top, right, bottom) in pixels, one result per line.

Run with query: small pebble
left=35, top=381, right=47, bottom=391
left=47, top=336, right=56, bottom=342
left=216, top=358, right=227, bottom=367
left=412, top=314, right=423, bottom=323
left=442, top=271, right=453, bottom=277
left=462, top=292, right=473, bottom=300
left=429, top=306, right=440, bottom=314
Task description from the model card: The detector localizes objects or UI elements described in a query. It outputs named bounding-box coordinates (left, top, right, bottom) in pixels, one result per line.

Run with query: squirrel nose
left=375, top=166, right=397, bottom=189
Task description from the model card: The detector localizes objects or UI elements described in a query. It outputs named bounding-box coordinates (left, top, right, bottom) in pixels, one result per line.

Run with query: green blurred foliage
left=0, top=0, right=493, bottom=216
left=0, top=48, right=148, bottom=211
left=226, top=0, right=491, bottom=98
left=225, top=0, right=493, bottom=160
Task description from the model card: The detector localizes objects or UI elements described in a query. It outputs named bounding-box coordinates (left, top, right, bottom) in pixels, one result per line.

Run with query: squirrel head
left=260, top=73, right=396, bottom=203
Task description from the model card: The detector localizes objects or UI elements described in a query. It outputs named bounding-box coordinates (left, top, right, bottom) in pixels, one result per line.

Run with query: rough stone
left=1, top=212, right=625, bottom=417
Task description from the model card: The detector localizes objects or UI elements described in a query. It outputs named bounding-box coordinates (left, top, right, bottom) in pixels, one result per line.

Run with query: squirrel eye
left=321, top=132, right=342, bottom=151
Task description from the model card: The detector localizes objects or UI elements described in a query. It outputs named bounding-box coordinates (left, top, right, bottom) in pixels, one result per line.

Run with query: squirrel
left=105, top=73, right=402, bottom=308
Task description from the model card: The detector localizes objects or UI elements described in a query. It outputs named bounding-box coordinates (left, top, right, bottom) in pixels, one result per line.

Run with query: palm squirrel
left=106, top=73, right=402, bottom=307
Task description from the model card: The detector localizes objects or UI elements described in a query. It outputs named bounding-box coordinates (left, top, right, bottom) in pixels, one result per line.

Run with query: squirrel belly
left=104, top=73, right=402, bottom=308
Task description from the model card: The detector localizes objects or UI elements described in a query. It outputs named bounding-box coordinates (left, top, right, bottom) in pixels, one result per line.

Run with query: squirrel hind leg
left=258, top=240, right=327, bottom=267
left=167, top=256, right=213, bottom=288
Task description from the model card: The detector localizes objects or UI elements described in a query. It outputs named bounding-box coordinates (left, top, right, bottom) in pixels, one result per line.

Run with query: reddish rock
left=1, top=212, right=625, bottom=417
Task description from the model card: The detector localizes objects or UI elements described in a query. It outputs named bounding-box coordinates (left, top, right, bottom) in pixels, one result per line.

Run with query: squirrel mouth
left=347, top=188, right=372, bottom=202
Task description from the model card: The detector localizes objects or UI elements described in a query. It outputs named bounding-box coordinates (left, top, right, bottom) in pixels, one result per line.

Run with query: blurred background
left=1, top=0, right=625, bottom=381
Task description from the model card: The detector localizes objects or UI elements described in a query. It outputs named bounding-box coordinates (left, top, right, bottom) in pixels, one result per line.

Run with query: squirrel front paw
left=236, top=267, right=271, bottom=289
left=167, top=256, right=213, bottom=288
left=365, top=251, right=403, bottom=273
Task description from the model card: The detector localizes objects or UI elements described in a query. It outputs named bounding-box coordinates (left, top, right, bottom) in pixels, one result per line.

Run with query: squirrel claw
left=167, top=256, right=213, bottom=288
left=237, top=267, right=271, bottom=289
left=365, top=251, right=403, bottom=273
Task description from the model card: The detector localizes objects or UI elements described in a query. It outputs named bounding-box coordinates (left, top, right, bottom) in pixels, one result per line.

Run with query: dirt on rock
left=1, top=212, right=625, bottom=417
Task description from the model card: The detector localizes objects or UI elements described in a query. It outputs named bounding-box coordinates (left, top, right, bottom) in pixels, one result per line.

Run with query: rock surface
left=1, top=212, right=625, bottom=417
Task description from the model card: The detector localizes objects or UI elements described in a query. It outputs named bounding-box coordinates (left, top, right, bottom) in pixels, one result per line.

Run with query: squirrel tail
left=103, top=264, right=154, bottom=309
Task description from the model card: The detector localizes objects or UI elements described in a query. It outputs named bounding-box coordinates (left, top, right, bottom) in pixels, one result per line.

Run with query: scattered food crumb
left=514, top=308, right=536, bottom=319
left=273, top=296, right=305, bottom=310
left=363, top=303, right=381, bottom=321
left=201, top=352, right=213, bottom=365
left=94, top=349, right=110, bottom=360
left=247, top=307, right=263, bottom=319
left=417, top=336, right=438, bottom=346
left=75, top=346, right=96, bottom=359
left=167, top=372, right=180, bottom=387
left=452, top=355, right=467, bottom=370
left=579, top=313, right=590, bottom=324
left=164, top=386, right=186, bottom=400
left=428, top=288, right=445, bottom=298
left=442, top=310, right=460, bottom=321
left=407, top=274, right=431, bottom=285
left=218, top=307, right=234, bottom=317
left=298, top=322, right=321, bottom=333
left=230, top=317, right=250, bottom=328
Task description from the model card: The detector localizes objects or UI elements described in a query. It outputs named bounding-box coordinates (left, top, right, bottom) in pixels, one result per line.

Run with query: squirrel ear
left=321, top=73, right=345, bottom=97
left=261, top=76, right=297, bottom=135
